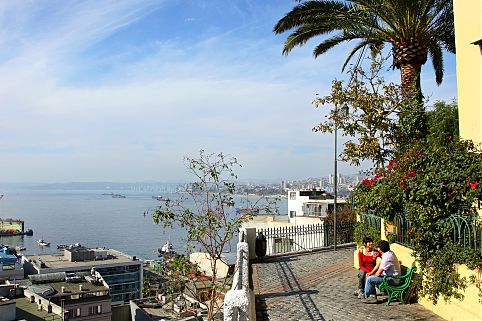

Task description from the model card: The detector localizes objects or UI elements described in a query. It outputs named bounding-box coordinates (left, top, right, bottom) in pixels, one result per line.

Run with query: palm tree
left=273, top=0, right=455, bottom=99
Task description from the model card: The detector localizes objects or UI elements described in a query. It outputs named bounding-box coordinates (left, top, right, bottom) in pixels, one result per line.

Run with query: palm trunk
left=397, top=62, right=427, bottom=148
left=400, top=63, right=421, bottom=100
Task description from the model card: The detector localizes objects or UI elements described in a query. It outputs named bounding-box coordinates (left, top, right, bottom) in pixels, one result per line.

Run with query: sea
left=0, top=188, right=287, bottom=259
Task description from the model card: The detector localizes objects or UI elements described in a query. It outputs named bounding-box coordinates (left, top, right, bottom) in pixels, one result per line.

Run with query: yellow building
left=454, top=0, right=482, bottom=142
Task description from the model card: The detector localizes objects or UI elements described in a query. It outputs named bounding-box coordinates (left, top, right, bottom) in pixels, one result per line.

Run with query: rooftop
left=29, top=280, right=108, bottom=295
left=25, top=248, right=139, bottom=270
left=14, top=297, right=62, bottom=321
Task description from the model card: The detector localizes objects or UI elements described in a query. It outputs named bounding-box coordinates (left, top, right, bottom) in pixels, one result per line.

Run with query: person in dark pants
left=354, top=236, right=380, bottom=298
left=362, top=240, right=401, bottom=304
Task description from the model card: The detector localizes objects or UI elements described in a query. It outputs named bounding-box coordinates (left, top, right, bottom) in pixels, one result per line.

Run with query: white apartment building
left=287, top=189, right=346, bottom=225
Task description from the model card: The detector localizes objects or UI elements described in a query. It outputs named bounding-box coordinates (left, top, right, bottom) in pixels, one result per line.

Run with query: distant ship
left=235, top=208, right=260, bottom=215
left=37, top=239, right=50, bottom=247
left=0, top=227, right=33, bottom=237
left=111, top=194, right=126, bottom=198
left=152, top=196, right=170, bottom=202
left=0, top=196, right=33, bottom=236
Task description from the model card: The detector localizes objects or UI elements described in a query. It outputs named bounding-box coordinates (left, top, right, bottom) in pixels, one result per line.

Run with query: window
left=289, top=192, right=296, bottom=200
left=73, top=308, right=81, bottom=318
left=89, top=305, right=102, bottom=315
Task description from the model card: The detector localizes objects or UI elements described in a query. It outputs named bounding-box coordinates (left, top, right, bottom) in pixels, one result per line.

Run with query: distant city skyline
left=0, top=1, right=457, bottom=183
left=0, top=172, right=364, bottom=189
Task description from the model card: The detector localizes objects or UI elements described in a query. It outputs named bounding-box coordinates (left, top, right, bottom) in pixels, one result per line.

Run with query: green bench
left=378, top=266, right=417, bottom=305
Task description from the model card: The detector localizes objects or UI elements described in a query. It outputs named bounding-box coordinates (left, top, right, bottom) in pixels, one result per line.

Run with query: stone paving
left=252, top=246, right=445, bottom=321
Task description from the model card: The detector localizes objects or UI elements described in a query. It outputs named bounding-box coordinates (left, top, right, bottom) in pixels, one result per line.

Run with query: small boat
left=112, top=194, right=126, bottom=198
left=57, top=244, right=68, bottom=250
left=158, top=241, right=175, bottom=256
left=37, top=239, right=50, bottom=247
left=152, top=196, right=170, bottom=202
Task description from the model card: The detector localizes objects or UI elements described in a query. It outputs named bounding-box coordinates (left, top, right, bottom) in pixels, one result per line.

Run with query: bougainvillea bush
left=350, top=101, right=482, bottom=303
left=351, top=138, right=482, bottom=302
left=352, top=138, right=482, bottom=220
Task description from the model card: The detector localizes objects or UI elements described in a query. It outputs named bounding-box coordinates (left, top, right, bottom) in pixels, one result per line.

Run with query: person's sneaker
left=362, top=295, right=378, bottom=304
left=354, top=289, right=363, bottom=296
left=358, top=291, right=365, bottom=299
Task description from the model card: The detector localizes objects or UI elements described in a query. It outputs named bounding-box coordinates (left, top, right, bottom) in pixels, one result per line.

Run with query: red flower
left=362, top=178, right=375, bottom=186
left=408, top=169, right=416, bottom=177
left=470, top=181, right=478, bottom=189
left=387, top=158, right=398, bottom=171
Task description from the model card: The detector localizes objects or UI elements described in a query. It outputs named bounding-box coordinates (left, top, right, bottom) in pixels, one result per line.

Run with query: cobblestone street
left=252, top=247, right=445, bottom=321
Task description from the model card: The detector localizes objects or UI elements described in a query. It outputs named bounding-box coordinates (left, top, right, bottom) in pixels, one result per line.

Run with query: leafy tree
left=273, top=0, right=455, bottom=100
left=427, top=100, right=459, bottom=143
left=152, top=151, right=259, bottom=320
left=164, top=256, right=198, bottom=293
left=313, top=54, right=401, bottom=170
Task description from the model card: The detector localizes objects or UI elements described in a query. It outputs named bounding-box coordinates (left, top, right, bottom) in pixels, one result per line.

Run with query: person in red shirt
left=354, top=236, right=380, bottom=298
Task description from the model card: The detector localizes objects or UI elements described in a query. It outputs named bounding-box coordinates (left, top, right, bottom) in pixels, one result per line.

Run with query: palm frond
left=273, top=1, right=351, bottom=34
left=312, top=33, right=360, bottom=58
left=283, top=24, right=337, bottom=54
left=340, top=39, right=373, bottom=71
left=428, top=41, right=444, bottom=85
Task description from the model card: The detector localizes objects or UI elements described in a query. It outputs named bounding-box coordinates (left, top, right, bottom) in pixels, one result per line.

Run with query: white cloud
left=0, top=1, right=457, bottom=182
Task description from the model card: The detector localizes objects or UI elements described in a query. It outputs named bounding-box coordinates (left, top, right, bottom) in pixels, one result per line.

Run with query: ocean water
left=0, top=189, right=286, bottom=259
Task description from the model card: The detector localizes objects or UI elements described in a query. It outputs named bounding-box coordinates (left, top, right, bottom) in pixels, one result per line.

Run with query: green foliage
left=161, top=255, right=200, bottom=295
left=324, top=204, right=356, bottom=225
left=427, top=100, right=459, bottom=143
left=353, top=221, right=381, bottom=246
left=313, top=54, right=401, bottom=169
left=420, top=244, right=482, bottom=304
left=395, top=98, right=429, bottom=149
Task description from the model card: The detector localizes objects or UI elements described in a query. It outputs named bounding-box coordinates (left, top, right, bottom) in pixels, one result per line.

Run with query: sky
left=0, top=0, right=458, bottom=183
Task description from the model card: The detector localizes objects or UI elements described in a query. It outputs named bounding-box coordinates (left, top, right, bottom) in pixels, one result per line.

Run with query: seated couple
left=355, top=238, right=401, bottom=304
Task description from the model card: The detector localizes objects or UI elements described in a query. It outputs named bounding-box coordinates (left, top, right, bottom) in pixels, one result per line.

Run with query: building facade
left=453, top=0, right=482, bottom=143
left=287, top=189, right=346, bottom=225
left=23, top=247, right=143, bottom=304
left=23, top=274, right=112, bottom=321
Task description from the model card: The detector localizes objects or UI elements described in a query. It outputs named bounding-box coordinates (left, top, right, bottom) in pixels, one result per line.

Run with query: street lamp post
left=333, top=116, right=338, bottom=251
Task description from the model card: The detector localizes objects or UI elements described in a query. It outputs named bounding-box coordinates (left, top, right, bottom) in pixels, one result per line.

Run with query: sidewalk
left=252, top=247, right=444, bottom=321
